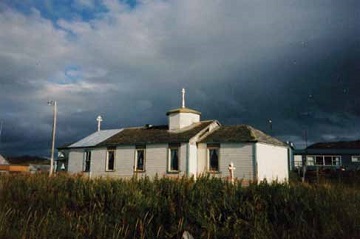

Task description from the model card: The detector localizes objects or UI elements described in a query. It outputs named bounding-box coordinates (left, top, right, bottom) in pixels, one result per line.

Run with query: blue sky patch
left=0, top=0, right=138, bottom=23
left=64, top=65, right=82, bottom=84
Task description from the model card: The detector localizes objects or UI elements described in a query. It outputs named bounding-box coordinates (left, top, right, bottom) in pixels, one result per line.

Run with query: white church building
left=58, top=89, right=289, bottom=183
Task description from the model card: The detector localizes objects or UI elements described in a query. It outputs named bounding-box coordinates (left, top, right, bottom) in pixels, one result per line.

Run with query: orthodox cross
left=97, top=115, right=103, bottom=131
left=182, top=88, right=186, bottom=108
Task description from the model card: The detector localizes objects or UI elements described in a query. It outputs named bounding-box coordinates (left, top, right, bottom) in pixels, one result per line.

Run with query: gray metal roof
left=69, top=129, right=123, bottom=148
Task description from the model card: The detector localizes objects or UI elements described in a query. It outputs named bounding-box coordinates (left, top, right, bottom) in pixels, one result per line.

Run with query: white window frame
left=207, top=145, right=220, bottom=173
left=106, top=149, right=116, bottom=171
left=83, top=151, right=91, bottom=172
left=306, top=156, right=315, bottom=166
left=306, top=155, right=341, bottom=166
left=351, top=156, right=360, bottom=163
left=168, top=145, right=180, bottom=173
left=134, top=147, right=146, bottom=172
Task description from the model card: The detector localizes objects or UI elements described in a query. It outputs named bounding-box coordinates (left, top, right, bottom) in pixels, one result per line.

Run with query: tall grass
left=0, top=173, right=359, bottom=238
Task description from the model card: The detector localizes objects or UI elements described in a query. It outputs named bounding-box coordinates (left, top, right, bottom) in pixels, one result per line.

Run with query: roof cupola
left=167, top=88, right=201, bottom=131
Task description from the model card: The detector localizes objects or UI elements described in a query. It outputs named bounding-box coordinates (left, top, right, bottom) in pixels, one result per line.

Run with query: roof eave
left=166, top=107, right=201, bottom=116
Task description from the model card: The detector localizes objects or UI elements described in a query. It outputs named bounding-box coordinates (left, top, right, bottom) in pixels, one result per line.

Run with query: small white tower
left=96, top=115, right=103, bottom=131
left=167, top=88, right=201, bottom=131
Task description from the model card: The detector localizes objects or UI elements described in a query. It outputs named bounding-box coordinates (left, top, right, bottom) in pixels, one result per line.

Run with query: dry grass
left=0, top=173, right=359, bottom=238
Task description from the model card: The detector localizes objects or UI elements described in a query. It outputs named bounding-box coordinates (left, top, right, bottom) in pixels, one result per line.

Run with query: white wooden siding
left=145, top=144, right=167, bottom=177
left=67, top=144, right=190, bottom=179
left=196, top=143, right=254, bottom=181
left=256, top=143, right=288, bottom=182
left=220, top=143, right=254, bottom=181
left=179, top=144, right=187, bottom=175
left=114, top=146, right=135, bottom=178
left=188, top=143, right=198, bottom=177
left=89, top=147, right=137, bottom=179
left=68, top=150, right=84, bottom=173
left=197, top=143, right=207, bottom=175
left=168, top=113, right=200, bottom=131
left=87, top=149, right=106, bottom=178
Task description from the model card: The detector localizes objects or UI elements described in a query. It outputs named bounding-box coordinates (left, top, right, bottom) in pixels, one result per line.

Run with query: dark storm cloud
left=0, top=0, right=359, bottom=156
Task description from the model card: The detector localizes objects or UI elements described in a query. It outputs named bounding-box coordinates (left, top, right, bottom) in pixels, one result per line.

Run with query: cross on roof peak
left=181, top=88, right=186, bottom=108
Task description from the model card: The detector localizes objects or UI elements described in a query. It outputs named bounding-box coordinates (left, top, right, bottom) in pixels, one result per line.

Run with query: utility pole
left=0, top=121, right=3, bottom=153
left=302, top=130, right=308, bottom=183
left=48, top=100, right=57, bottom=176
left=0, top=120, right=3, bottom=142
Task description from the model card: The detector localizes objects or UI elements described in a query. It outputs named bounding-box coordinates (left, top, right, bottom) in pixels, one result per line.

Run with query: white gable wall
left=256, top=143, right=289, bottom=182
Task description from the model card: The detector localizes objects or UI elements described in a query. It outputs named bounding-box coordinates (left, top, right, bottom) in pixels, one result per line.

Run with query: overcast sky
left=0, top=0, right=359, bottom=157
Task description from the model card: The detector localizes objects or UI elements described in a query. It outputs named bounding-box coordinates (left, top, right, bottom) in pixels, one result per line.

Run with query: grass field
left=0, top=173, right=359, bottom=238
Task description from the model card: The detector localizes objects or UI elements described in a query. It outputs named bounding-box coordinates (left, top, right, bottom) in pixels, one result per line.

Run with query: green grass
left=0, top=173, right=359, bottom=238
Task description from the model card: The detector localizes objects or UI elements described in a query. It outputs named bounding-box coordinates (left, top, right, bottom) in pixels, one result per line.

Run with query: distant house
left=0, top=155, right=50, bottom=174
left=0, top=154, right=8, bottom=165
left=293, top=140, right=360, bottom=171
left=59, top=89, right=289, bottom=183
left=0, top=154, right=9, bottom=173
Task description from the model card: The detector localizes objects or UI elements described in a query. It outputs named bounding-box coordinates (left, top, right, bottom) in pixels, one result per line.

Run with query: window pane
left=315, top=156, right=323, bottom=165
left=332, top=157, right=340, bottom=165
left=108, top=151, right=115, bottom=170
left=306, top=156, right=314, bottom=166
left=294, top=158, right=302, bottom=167
left=209, top=149, right=219, bottom=171
left=84, top=151, right=91, bottom=172
left=170, top=149, right=179, bottom=171
left=137, top=150, right=144, bottom=170
left=324, top=156, right=332, bottom=165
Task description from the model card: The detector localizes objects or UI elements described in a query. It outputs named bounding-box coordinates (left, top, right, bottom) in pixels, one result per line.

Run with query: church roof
left=200, top=125, right=287, bottom=146
left=98, top=121, right=213, bottom=146
left=68, top=129, right=123, bottom=148
left=60, top=122, right=287, bottom=148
